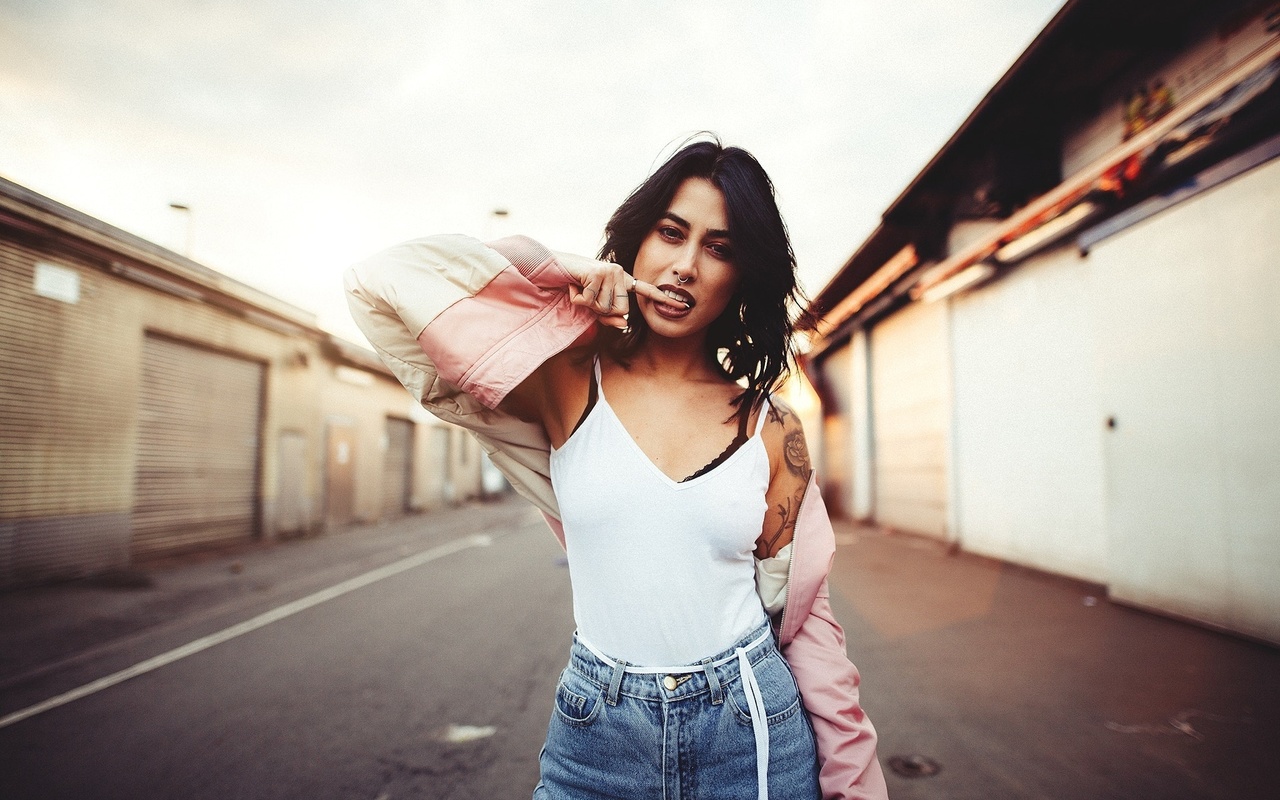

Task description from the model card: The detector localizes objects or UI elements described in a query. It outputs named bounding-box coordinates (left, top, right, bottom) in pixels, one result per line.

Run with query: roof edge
left=882, top=0, right=1079, bottom=221
left=0, top=175, right=318, bottom=331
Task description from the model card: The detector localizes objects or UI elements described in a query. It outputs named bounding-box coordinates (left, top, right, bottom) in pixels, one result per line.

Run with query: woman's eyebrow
left=662, top=212, right=730, bottom=239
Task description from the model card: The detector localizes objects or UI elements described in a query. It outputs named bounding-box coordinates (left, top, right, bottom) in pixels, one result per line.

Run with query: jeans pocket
left=727, top=651, right=802, bottom=727
left=552, top=668, right=604, bottom=727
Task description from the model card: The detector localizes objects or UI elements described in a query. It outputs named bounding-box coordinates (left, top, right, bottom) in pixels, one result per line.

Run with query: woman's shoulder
left=761, top=393, right=804, bottom=434
left=760, top=394, right=810, bottom=474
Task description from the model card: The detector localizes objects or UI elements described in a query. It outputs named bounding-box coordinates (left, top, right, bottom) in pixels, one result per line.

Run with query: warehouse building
left=807, top=0, right=1280, bottom=643
left=0, top=177, right=482, bottom=589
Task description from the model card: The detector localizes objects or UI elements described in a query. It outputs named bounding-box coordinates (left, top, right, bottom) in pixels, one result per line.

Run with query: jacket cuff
left=418, top=263, right=595, bottom=410
left=487, top=236, right=581, bottom=289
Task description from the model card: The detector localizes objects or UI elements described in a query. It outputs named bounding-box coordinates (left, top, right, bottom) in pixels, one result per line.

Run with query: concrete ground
left=827, top=520, right=1280, bottom=800
left=2, top=500, right=1276, bottom=799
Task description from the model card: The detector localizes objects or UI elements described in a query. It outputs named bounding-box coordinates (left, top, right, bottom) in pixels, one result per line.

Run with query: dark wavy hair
left=597, top=136, right=811, bottom=411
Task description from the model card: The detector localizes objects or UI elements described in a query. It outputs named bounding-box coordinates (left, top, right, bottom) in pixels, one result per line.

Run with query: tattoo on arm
left=783, top=429, right=811, bottom=480
left=757, top=483, right=808, bottom=558
left=756, top=396, right=813, bottom=558
left=766, top=398, right=793, bottom=427
left=758, top=497, right=794, bottom=557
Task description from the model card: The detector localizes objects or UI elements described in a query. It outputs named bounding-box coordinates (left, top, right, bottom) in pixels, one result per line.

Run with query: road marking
left=438, top=723, right=497, bottom=743
left=0, top=534, right=494, bottom=730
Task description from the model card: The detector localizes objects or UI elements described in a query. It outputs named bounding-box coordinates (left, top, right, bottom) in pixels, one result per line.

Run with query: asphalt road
left=0, top=501, right=574, bottom=800
left=3, top=497, right=1276, bottom=799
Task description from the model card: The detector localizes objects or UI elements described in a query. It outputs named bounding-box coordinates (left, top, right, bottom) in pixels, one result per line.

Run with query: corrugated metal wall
left=2, top=203, right=479, bottom=586
left=131, top=334, right=264, bottom=558
left=1, top=240, right=132, bottom=584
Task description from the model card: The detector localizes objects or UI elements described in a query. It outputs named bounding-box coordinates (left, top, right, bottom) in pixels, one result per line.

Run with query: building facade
left=808, top=0, right=1280, bottom=644
left=0, top=178, right=483, bottom=589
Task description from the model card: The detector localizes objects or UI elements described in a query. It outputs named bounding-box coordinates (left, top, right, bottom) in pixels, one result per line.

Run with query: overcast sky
left=0, top=0, right=1064, bottom=345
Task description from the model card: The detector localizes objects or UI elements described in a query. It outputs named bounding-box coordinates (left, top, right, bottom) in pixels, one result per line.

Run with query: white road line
left=0, top=534, right=494, bottom=730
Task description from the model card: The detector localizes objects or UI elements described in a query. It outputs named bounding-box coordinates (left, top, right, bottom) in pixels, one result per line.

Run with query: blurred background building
left=0, top=177, right=487, bottom=590
left=806, top=0, right=1280, bottom=644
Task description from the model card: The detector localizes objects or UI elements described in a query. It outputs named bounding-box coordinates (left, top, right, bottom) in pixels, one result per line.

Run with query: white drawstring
left=737, top=646, right=770, bottom=800
left=577, top=630, right=773, bottom=800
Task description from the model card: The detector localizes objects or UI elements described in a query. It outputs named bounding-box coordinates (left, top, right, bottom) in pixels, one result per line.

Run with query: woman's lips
left=652, top=284, right=694, bottom=319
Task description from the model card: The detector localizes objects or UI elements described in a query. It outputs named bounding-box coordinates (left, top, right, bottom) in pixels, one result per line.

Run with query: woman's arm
left=344, top=234, right=585, bottom=522
left=345, top=234, right=671, bottom=414
left=757, top=396, right=812, bottom=559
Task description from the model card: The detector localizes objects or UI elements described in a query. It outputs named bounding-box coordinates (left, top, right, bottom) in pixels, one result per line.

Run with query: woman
left=345, top=139, right=887, bottom=800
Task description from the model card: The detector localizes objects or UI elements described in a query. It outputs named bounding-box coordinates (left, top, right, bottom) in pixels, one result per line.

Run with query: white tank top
left=549, top=360, right=770, bottom=666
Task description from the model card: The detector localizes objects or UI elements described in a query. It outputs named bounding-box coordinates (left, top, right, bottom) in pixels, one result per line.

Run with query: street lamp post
left=169, top=202, right=193, bottom=258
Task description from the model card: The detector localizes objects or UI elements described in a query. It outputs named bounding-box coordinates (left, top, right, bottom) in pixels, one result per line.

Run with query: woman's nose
left=673, top=244, right=698, bottom=281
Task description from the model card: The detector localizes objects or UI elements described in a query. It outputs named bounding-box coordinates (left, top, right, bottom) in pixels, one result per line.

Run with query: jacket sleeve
left=780, top=474, right=888, bottom=800
left=343, top=233, right=597, bottom=411
left=783, top=585, right=888, bottom=799
left=343, top=233, right=596, bottom=524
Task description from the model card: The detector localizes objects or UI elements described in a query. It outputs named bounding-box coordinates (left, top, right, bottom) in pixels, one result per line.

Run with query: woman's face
left=632, top=177, right=739, bottom=341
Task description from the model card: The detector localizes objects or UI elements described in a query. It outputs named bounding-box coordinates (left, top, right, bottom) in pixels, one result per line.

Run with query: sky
left=0, top=0, right=1065, bottom=346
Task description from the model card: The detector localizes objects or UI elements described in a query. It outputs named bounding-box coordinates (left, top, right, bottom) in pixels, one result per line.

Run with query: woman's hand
left=562, top=258, right=683, bottom=329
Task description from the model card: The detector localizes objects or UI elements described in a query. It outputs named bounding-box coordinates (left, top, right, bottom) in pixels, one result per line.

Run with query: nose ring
left=676, top=274, right=691, bottom=285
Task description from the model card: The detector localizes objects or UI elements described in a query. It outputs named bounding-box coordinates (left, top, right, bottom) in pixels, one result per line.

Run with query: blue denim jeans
left=533, top=621, right=820, bottom=799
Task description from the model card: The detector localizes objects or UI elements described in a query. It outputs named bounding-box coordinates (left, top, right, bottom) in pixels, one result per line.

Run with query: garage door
left=381, top=417, right=413, bottom=518
left=1088, top=156, right=1280, bottom=644
left=132, top=334, right=264, bottom=558
left=870, top=299, right=951, bottom=538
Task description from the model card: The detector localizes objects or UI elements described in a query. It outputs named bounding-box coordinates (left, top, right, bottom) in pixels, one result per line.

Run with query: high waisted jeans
left=533, top=620, right=820, bottom=800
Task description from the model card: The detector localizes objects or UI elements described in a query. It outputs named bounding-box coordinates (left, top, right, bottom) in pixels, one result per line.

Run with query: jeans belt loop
left=700, top=655, right=724, bottom=705
left=605, top=657, right=627, bottom=706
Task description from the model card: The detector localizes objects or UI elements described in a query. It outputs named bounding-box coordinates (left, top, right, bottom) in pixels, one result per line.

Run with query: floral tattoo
left=783, top=430, right=811, bottom=479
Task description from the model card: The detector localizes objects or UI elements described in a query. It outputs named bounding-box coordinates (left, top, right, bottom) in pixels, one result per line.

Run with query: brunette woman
left=346, top=138, right=887, bottom=800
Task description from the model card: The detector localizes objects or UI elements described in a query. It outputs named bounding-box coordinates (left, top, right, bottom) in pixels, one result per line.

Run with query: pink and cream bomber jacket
left=344, top=233, right=888, bottom=800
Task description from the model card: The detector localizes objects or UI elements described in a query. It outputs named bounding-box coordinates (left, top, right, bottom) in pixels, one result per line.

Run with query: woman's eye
left=658, top=226, right=683, bottom=242
left=707, top=243, right=733, bottom=260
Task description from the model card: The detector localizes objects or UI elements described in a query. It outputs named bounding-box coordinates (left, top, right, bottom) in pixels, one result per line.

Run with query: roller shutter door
left=381, top=417, right=412, bottom=518
left=1, top=242, right=131, bottom=585
left=132, top=334, right=263, bottom=558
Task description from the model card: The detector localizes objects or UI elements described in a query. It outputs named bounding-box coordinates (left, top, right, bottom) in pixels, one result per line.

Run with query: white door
left=1088, top=157, right=1280, bottom=644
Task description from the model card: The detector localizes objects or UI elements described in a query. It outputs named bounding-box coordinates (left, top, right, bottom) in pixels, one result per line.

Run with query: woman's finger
left=634, top=279, right=688, bottom=308
left=612, top=290, right=631, bottom=315
left=596, top=274, right=614, bottom=312
left=603, top=274, right=627, bottom=314
left=571, top=281, right=601, bottom=308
